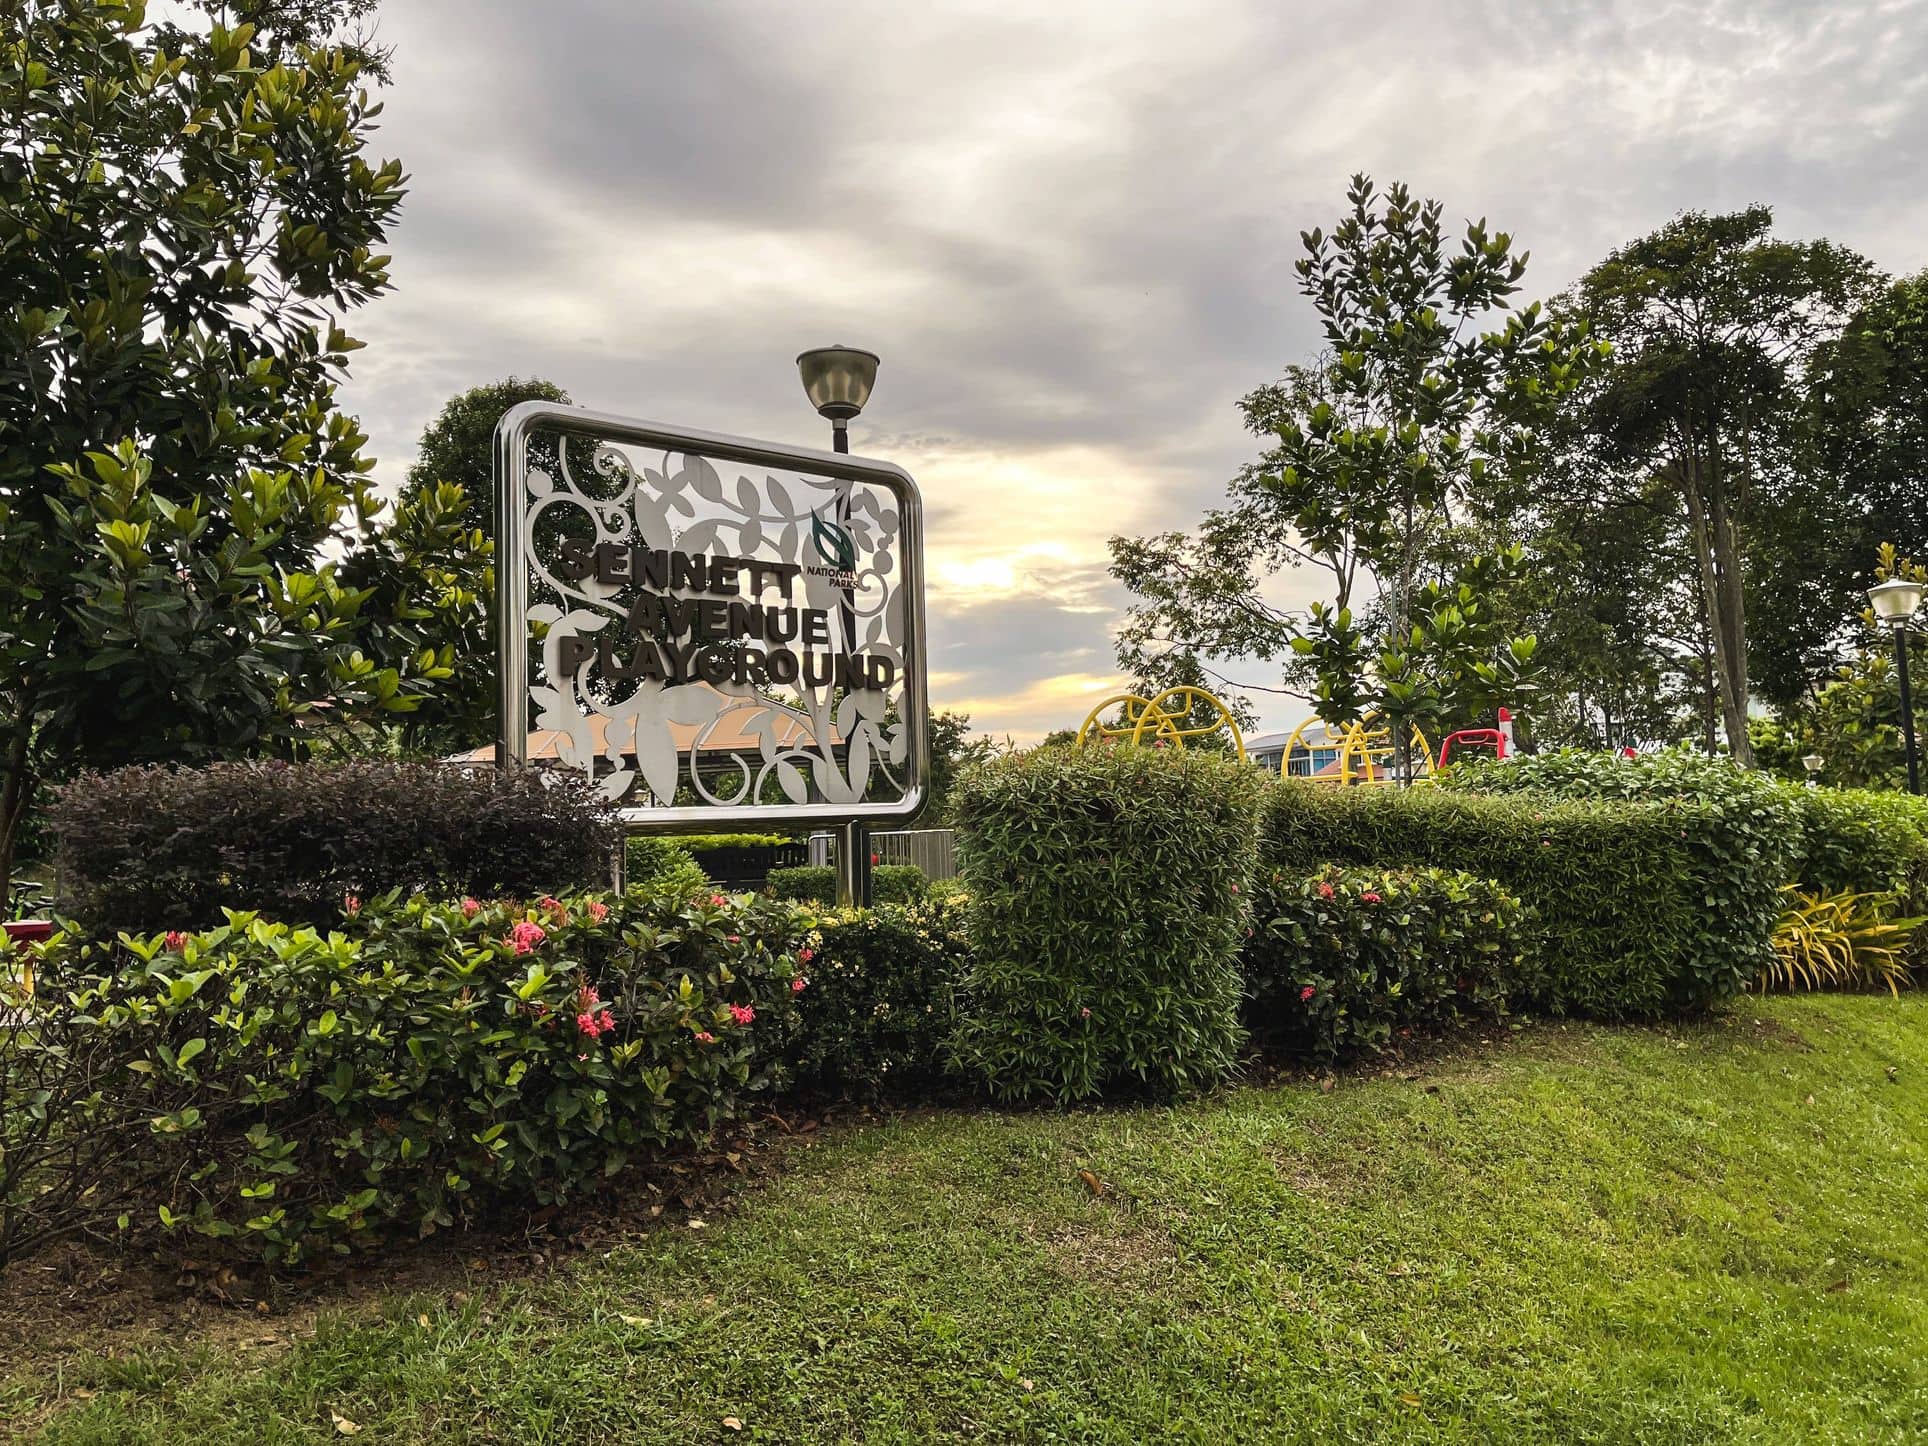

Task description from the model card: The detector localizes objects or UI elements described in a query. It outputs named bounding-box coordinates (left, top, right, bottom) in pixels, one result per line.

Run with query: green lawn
left=14, top=995, right=1928, bottom=1444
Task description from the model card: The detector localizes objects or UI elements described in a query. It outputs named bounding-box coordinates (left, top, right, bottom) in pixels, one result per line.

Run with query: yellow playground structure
left=1075, top=686, right=1247, bottom=761
left=1274, top=713, right=1435, bottom=785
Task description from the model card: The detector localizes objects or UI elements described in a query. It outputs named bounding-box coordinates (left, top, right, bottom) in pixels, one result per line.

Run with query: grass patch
left=12, top=996, right=1928, bottom=1443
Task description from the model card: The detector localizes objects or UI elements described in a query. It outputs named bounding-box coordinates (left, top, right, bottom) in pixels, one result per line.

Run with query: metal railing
left=809, top=828, right=957, bottom=880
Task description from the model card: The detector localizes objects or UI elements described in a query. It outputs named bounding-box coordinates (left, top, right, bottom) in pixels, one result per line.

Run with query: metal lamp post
left=1869, top=577, right=1925, bottom=796
left=797, top=346, right=882, bottom=904
left=1801, top=752, right=1824, bottom=788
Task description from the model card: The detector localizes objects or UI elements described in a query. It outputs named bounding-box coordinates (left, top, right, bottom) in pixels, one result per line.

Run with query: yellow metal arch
left=1281, top=712, right=1434, bottom=785
left=1076, top=686, right=1247, bottom=761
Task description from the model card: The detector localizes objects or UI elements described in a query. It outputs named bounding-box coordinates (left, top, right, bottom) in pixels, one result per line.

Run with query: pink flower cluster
left=460, top=897, right=482, bottom=918
left=1361, top=891, right=1382, bottom=904
left=164, top=930, right=188, bottom=953
left=1300, top=985, right=1316, bottom=1002
left=799, top=947, right=815, bottom=964
left=791, top=976, right=807, bottom=994
left=576, top=1009, right=616, bottom=1039
left=1317, top=882, right=1335, bottom=900
left=728, top=1003, right=756, bottom=1026
left=586, top=898, right=609, bottom=924
left=695, top=1030, right=716, bottom=1044
left=344, top=894, right=361, bottom=916
left=506, top=920, right=547, bottom=955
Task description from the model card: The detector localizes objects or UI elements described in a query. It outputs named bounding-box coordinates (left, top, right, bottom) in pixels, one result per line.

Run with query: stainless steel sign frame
left=493, top=402, right=928, bottom=830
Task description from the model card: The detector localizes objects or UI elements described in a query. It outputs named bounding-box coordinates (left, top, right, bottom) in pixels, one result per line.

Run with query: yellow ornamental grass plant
left=1763, top=887, right=1922, bottom=996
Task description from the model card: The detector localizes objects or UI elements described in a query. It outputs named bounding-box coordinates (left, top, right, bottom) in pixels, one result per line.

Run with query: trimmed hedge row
left=1261, top=782, right=1783, bottom=1017
left=950, top=744, right=1261, bottom=1102
left=51, top=762, right=619, bottom=931
left=1245, top=864, right=1527, bottom=1061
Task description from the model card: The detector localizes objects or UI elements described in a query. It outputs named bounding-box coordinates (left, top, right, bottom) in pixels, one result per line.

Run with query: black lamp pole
left=1894, top=621, right=1921, bottom=796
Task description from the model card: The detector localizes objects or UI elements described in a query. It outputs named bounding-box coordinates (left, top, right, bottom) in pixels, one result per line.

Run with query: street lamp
left=1868, top=577, right=1925, bottom=796
left=796, top=346, right=880, bottom=454
left=796, top=345, right=882, bottom=907
left=1801, top=752, right=1824, bottom=788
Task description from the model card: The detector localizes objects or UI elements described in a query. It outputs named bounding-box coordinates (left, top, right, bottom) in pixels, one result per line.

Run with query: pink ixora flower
left=343, top=894, right=361, bottom=916
left=576, top=1008, right=616, bottom=1039
left=798, top=947, right=815, bottom=964
left=1300, top=985, right=1316, bottom=1002
left=460, top=897, right=482, bottom=918
left=539, top=895, right=569, bottom=925
left=586, top=899, right=609, bottom=924
left=726, top=934, right=741, bottom=944
left=709, top=894, right=727, bottom=907
left=694, top=1031, right=716, bottom=1044
left=1229, top=882, right=1240, bottom=895
left=1079, top=1007, right=1092, bottom=1019
left=728, top=1003, right=755, bottom=1026
left=1317, top=882, right=1335, bottom=900
left=506, top=920, right=546, bottom=954
left=164, top=930, right=188, bottom=953
left=791, top=976, right=807, bottom=994
left=577, top=984, right=601, bottom=1010
left=1361, top=891, right=1382, bottom=904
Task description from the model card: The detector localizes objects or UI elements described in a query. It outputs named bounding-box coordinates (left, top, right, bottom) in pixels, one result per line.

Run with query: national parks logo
left=807, top=507, right=860, bottom=590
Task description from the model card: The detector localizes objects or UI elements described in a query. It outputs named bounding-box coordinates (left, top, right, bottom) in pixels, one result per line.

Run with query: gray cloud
left=342, top=0, right=1928, bottom=739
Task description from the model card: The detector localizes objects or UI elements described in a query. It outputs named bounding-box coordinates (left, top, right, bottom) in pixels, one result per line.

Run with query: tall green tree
left=0, top=0, right=421, bottom=903
left=1112, top=176, right=1604, bottom=762
left=1554, top=207, right=1880, bottom=764
left=401, top=376, right=570, bottom=539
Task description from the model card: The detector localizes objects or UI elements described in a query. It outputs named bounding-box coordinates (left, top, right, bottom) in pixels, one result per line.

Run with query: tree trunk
left=0, top=711, right=35, bottom=917
left=1678, top=459, right=1753, bottom=763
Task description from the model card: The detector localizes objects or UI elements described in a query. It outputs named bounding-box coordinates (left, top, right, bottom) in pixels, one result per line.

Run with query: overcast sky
left=340, top=0, right=1928, bottom=742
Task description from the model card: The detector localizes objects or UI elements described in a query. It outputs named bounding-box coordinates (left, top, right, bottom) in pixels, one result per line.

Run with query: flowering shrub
left=950, top=744, right=1261, bottom=1102
left=786, top=897, right=971, bottom=1094
left=50, top=762, right=619, bottom=930
left=1244, top=865, right=1527, bottom=1062
left=5, top=888, right=808, bottom=1266
left=767, top=863, right=930, bottom=906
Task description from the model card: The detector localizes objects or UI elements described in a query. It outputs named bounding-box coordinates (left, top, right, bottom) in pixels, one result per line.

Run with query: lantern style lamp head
left=797, top=345, right=880, bottom=453
left=1869, top=577, right=1926, bottom=627
left=1802, top=752, right=1824, bottom=780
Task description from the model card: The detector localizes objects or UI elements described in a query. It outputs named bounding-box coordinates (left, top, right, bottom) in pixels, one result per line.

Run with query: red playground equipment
left=1436, top=708, right=1517, bottom=769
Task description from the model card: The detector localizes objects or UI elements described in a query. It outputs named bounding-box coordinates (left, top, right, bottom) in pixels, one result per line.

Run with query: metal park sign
left=492, top=403, right=928, bottom=830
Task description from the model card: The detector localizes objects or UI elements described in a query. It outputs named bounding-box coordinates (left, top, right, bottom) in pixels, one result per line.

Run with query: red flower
left=695, top=1031, right=716, bottom=1044
left=1229, top=882, right=1240, bottom=895
left=1317, top=882, right=1335, bottom=900
left=1361, top=891, right=1382, bottom=904
left=506, top=920, right=547, bottom=954
left=344, top=894, right=361, bottom=916
left=728, top=1003, right=756, bottom=1026
left=164, top=930, right=188, bottom=953
left=1300, top=985, right=1316, bottom=1002
left=460, top=897, right=482, bottom=918
left=710, top=894, right=727, bottom=907
left=792, top=976, right=807, bottom=993
left=1079, top=1006, right=1092, bottom=1019
left=587, top=899, right=609, bottom=924
left=799, top=947, right=815, bottom=964
left=539, top=895, right=569, bottom=925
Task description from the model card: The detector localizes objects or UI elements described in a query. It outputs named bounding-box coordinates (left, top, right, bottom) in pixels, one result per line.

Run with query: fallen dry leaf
left=330, top=1408, right=361, bottom=1435
left=1077, top=1169, right=1104, bottom=1197
left=1398, top=1392, right=1422, bottom=1408
left=722, top=1416, right=742, bottom=1431
left=620, top=1313, right=652, bottom=1327
left=417, top=1313, right=431, bottom=1328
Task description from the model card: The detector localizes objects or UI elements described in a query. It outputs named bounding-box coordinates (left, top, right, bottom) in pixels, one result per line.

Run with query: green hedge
left=1245, top=865, right=1527, bottom=1062
left=625, top=836, right=711, bottom=895
left=951, top=745, right=1262, bottom=1101
left=788, top=899, right=970, bottom=1094
left=49, top=762, right=619, bottom=931
left=6, top=889, right=808, bottom=1266
left=766, top=863, right=928, bottom=905
left=1261, top=781, right=1782, bottom=1016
